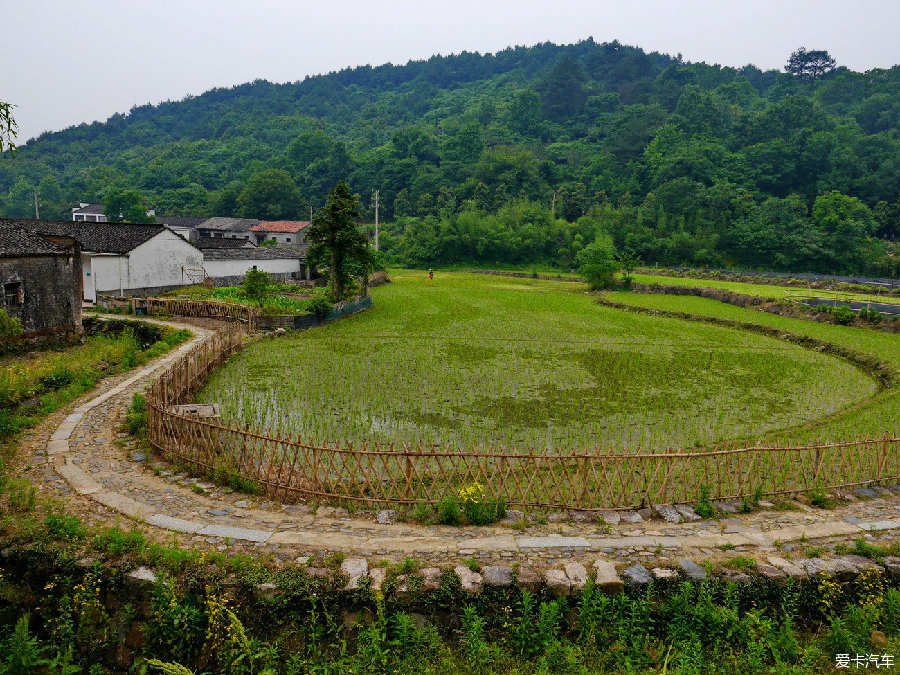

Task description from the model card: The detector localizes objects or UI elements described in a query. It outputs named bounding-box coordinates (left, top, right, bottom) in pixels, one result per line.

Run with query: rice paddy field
left=196, top=271, right=887, bottom=452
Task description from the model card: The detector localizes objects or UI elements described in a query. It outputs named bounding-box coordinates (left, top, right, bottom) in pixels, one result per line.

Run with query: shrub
left=808, top=488, right=835, bottom=508
left=44, top=513, right=87, bottom=540
left=437, top=495, right=461, bottom=525
left=39, top=366, right=75, bottom=390
left=457, top=482, right=506, bottom=525
left=694, top=484, right=714, bottom=518
left=576, top=235, right=619, bottom=290
left=859, top=305, right=882, bottom=322
left=831, top=305, right=855, bottom=325
left=307, top=295, right=332, bottom=319
left=242, top=268, right=270, bottom=305
left=6, top=477, right=37, bottom=512
left=126, top=393, right=148, bottom=436
left=92, top=526, right=146, bottom=556
left=0, top=308, right=22, bottom=339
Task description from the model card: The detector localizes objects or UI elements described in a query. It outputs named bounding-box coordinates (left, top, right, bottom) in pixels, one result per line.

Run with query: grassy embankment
left=0, top=320, right=191, bottom=448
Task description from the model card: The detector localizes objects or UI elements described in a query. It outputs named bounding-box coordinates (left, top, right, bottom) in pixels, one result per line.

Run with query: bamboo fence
left=144, top=297, right=258, bottom=329
left=146, top=330, right=900, bottom=510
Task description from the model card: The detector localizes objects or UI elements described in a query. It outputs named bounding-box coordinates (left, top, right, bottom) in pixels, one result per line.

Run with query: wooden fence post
left=403, top=444, right=414, bottom=502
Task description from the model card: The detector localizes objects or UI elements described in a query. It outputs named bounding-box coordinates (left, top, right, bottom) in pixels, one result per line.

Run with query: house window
left=3, top=282, right=23, bottom=306
left=286, top=237, right=291, bottom=242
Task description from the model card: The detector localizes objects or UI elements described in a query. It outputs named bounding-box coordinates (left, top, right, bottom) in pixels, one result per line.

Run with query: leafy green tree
left=537, top=57, right=588, bottom=121
left=0, top=101, right=17, bottom=155
left=812, top=190, right=878, bottom=272
left=208, top=181, right=243, bottom=217
left=506, top=89, right=543, bottom=137
left=103, top=188, right=155, bottom=223
left=242, top=268, right=269, bottom=305
left=785, top=48, right=837, bottom=81
left=577, top=234, right=618, bottom=289
left=237, top=169, right=308, bottom=220
left=3, top=175, right=35, bottom=218
left=306, top=181, right=373, bottom=301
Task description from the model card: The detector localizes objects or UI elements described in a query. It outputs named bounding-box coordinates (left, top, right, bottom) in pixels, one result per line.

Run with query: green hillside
left=2, top=39, right=898, bottom=273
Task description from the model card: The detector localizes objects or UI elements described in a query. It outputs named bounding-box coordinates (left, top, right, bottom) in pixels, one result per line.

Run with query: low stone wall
left=1, top=541, right=899, bottom=672
left=211, top=271, right=298, bottom=287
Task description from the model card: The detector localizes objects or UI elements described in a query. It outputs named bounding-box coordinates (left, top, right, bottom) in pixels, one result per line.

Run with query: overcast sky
left=5, top=0, right=900, bottom=142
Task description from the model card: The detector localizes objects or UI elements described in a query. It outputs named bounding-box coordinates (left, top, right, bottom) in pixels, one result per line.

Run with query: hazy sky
left=5, top=0, right=900, bottom=142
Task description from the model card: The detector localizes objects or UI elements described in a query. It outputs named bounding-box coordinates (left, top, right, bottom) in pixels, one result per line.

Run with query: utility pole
left=33, top=191, right=39, bottom=219
left=373, top=189, right=379, bottom=251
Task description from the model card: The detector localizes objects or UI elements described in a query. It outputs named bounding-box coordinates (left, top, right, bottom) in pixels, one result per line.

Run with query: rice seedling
left=196, top=272, right=876, bottom=453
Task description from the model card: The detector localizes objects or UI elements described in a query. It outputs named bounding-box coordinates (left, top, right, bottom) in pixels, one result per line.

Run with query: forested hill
left=2, top=39, right=899, bottom=274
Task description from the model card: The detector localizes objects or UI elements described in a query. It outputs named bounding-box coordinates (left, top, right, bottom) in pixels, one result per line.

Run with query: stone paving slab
left=144, top=514, right=204, bottom=534
left=47, top=440, right=69, bottom=455
left=93, top=491, right=152, bottom=519
left=197, top=524, right=272, bottom=543
left=464, top=535, right=517, bottom=551
left=56, top=464, right=102, bottom=495
left=517, top=536, right=591, bottom=548
left=51, top=423, right=77, bottom=441
left=860, top=520, right=900, bottom=531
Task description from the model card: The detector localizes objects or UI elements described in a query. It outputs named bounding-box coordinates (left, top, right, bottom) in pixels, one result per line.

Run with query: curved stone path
left=19, top=315, right=900, bottom=582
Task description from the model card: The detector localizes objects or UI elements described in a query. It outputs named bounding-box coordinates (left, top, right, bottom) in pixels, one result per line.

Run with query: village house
left=5, top=218, right=203, bottom=303
left=249, top=221, right=310, bottom=247
left=0, top=221, right=82, bottom=342
left=201, top=247, right=310, bottom=285
left=71, top=202, right=108, bottom=222
left=196, top=217, right=260, bottom=241
left=155, top=216, right=207, bottom=243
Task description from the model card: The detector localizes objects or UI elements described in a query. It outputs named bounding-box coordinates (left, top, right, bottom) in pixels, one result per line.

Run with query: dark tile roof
left=252, top=220, right=310, bottom=233
left=197, top=237, right=256, bottom=249
left=202, top=247, right=305, bottom=261
left=156, top=216, right=207, bottom=228
left=72, top=202, right=105, bottom=215
left=200, top=217, right=261, bottom=232
left=0, top=222, right=68, bottom=257
left=2, top=217, right=166, bottom=254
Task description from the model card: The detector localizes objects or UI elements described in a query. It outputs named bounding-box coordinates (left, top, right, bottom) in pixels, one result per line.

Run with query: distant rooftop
left=202, top=247, right=305, bottom=261
left=201, top=217, right=261, bottom=232
left=197, top=237, right=256, bottom=249
left=156, top=216, right=207, bottom=228
left=72, top=202, right=105, bottom=215
left=251, top=220, right=310, bottom=233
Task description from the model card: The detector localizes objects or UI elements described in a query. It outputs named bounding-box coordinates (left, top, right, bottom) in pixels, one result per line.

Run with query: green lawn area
left=197, top=271, right=878, bottom=452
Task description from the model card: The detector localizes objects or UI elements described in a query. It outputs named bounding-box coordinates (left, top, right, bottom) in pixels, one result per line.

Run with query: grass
left=162, top=282, right=327, bottom=316
left=1, top=323, right=191, bottom=446
left=632, top=271, right=899, bottom=304
left=197, top=272, right=876, bottom=453
left=604, top=288, right=900, bottom=445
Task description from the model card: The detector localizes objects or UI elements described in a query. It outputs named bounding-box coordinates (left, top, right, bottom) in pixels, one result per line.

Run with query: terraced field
left=197, top=272, right=880, bottom=452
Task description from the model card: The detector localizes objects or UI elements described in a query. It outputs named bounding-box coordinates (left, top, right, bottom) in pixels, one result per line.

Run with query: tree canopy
left=1, top=40, right=897, bottom=274
left=306, top=181, right=373, bottom=301
left=785, top=48, right=837, bottom=81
